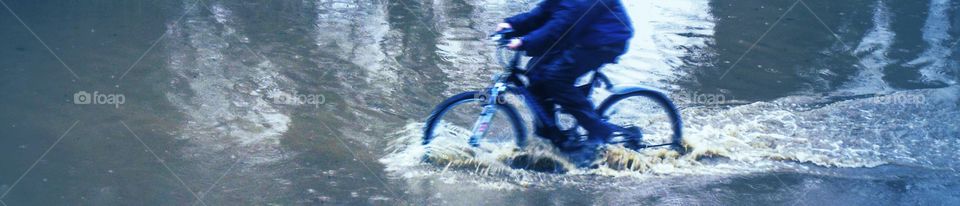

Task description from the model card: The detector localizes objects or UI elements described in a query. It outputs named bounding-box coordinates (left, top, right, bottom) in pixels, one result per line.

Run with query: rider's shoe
left=565, top=141, right=603, bottom=168
left=534, top=126, right=560, bottom=140
left=562, top=126, right=614, bottom=168
left=562, top=132, right=606, bottom=168
left=619, top=126, right=643, bottom=141
left=617, top=126, right=644, bottom=150
left=535, top=125, right=578, bottom=150
left=539, top=126, right=609, bottom=168
left=553, top=138, right=581, bottom=152
left=549, top=129, right=584, bottom=152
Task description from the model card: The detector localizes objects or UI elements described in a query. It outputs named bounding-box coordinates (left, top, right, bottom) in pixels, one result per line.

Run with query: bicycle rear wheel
left=597, top=90, right=686, bottom=154
left=423, top=91, right=526, bottom=160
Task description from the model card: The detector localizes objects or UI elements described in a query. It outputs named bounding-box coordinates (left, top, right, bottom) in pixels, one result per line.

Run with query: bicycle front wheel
left=423, top=91, right=526, bottom=160
left=598, top=89, right=686, bottom=154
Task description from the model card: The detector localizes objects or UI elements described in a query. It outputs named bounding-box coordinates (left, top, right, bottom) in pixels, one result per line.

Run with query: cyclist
left=496, top=0, right=632, bottom=167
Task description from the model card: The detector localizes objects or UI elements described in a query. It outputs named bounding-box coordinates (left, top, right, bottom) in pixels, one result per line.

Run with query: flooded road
left=1, top=0, right=958, bottom=205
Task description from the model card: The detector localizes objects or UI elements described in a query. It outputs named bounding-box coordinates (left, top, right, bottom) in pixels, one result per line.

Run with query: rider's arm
left=503, top=1, right=551, bottom=35
left=518, top=0, right=591, bottom=52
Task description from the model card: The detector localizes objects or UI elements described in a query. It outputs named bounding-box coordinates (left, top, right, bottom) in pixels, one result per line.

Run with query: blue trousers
left=526, top=43, right=627, bottom=144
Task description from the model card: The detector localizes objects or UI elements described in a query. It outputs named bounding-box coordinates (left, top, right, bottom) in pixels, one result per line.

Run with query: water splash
left=903, top=0, right=956, bottom=85
left=381, top=86, right=960, bottom=184
left=165, top=1, right=291, bottom=165
left=378, top=0, right=960, bottom=199
left=841, top=0, right=894, bottom=94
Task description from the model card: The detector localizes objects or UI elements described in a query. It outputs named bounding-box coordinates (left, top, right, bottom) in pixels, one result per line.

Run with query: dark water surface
left=1, top=0, right=958, bottom=205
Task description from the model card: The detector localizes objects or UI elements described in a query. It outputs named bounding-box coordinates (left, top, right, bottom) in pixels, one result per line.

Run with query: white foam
left=903, top=0, right=956, bottom=85
left=165, top=2, right=291, bottom=165
left=381, top=0, right=960, bottom=189
left=382, top=85, right=960, bottom=182
left=841, top=0, right=894, bottom=94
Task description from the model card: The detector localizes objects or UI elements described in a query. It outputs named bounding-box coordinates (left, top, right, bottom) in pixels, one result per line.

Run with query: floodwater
left=1, top=0, right=958, bottom=205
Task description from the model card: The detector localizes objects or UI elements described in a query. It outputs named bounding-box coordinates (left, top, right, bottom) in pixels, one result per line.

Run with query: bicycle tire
left=423, top=91, right=527, bottom=152
left=597, top=90, right=686, bottom=154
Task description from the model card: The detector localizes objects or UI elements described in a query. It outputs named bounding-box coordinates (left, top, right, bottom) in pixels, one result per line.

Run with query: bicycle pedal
left=619, top=126, right=643, bottom=140
left=468, top=137, right=480, bottom=147
left=624, top=141, right=647, bottom=151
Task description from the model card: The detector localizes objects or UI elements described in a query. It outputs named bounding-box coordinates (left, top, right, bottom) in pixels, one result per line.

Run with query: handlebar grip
left=490, top=28, right=516, bottom=37
left=491, top=29, right=518, bottom=46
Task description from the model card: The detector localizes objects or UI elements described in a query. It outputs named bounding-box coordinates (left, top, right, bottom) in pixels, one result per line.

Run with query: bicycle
left=421, top=30, right=686, bottom=166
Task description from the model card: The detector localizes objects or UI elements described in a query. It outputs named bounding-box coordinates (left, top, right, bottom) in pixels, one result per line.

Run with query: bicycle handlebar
left=490, top=29, right=518, bottom=46
left=489, top=29, right=611, bottom=89
left=490, top=29, right=524, bottom=74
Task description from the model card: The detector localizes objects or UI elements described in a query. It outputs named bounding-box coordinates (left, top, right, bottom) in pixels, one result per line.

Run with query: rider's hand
left=507, top=38, right=522, bottom=50
left=496, top=23, right=512, bottom=32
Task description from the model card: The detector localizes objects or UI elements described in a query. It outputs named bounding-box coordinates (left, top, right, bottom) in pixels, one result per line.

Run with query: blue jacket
left=505, top=0, right=633, bottom=56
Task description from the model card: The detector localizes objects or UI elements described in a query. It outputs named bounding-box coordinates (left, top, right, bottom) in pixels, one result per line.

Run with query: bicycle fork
left=468, top=83, right=506, bottom=147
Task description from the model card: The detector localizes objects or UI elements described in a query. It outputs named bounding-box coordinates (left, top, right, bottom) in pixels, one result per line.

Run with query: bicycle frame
left=467, top=82, right=508, bottom=147
left=467, top=30, right=665, bottom=146
left=466, top=32, right=567, bottom=143
left=426, top=30, right=684, bottom=156
left=466, top=40, right=525, bottom=146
